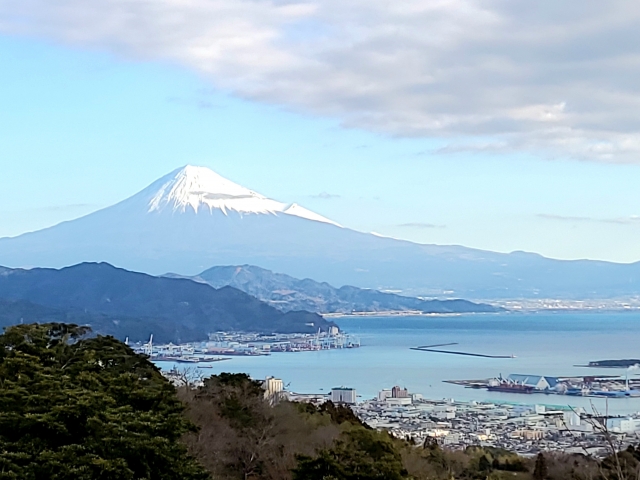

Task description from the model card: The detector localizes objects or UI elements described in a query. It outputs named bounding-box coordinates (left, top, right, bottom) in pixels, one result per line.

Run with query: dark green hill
left=0, top=263, right=333, bottom=342
left=0, top=299, right=210, bottom=343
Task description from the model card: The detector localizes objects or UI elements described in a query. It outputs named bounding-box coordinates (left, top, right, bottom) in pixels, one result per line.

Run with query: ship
left=486, top=375, right=535, bottom=394
left=173, top=357, right=200, bottom=363
left=487, top=383, right=534, bottom=394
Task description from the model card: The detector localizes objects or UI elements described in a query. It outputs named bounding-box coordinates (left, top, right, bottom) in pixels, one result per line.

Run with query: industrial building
left=507, top=374, right=559, bottom=390
left=607, top=417, right=640, bottom=433
left=263, top=376, right=284, bottom=400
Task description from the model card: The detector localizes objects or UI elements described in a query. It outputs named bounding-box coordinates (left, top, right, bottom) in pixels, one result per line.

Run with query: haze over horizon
left=2, top=2, right=640, bottom=263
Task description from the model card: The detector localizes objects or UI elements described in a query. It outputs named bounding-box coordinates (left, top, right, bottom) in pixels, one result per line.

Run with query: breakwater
left=411, top=344, right=515, bottom=359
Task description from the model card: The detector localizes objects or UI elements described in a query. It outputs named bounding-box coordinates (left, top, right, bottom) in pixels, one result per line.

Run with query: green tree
left=293, top=427, right=408, bottom=480
left=478, top=454, right=492, bottom=473
left=0, top=323, right=209, bottom=480
left=532, top=453, right=548, bottom=480
left=318, top=401, right=370, bottom=428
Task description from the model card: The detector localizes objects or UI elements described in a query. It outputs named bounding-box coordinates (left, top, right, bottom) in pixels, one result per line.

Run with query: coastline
left=154, top=312, right=640, bottom=415
left=322, top=310, right=466, bottom=318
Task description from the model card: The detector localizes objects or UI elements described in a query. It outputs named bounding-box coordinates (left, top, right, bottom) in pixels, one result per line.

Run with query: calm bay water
left=156, top=312, right=640, bottom=415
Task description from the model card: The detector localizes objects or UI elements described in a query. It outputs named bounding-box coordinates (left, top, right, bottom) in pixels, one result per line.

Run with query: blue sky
left=1, top=21, right=640, bottom=263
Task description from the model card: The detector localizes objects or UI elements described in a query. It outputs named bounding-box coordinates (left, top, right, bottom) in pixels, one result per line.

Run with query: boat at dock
left=487, top=383, right=534, bottom=394
left=449, top=371, right=640, bottom=398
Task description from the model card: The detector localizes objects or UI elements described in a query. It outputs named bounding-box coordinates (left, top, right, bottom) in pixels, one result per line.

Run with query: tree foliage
left=0, top=323, right=209, bottom=480
left=533, top=453, right=548, bottom=480
left=293, top=427, right=409, bottom=480
left=4, top=322, right=639, bottom=480
left=180, top=373, right=340, bottom=480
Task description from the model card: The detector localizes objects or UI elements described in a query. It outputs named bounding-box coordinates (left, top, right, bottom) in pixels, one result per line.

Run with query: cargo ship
left=487, top=383, right=534, bottom=394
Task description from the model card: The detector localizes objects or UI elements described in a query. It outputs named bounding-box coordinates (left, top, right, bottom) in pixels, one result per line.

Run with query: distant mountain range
left=0, top=263, right=334, bottom=342
left=1, top=165, right=639, bottom=299
left=166, top=265, right=501, bottom=314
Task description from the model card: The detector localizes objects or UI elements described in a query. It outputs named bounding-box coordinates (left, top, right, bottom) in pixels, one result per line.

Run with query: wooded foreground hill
left=1, top=322, right=638, bottom=480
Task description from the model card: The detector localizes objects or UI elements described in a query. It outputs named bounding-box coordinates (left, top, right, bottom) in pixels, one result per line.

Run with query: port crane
left=143, top=334, right=153, bottom=356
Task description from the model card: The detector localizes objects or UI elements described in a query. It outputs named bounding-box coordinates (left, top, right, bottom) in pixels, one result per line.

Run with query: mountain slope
left=0, top=299, right=196, bottom=342
left=0, top=263, right=334, bottom=342
left=180, top=265, right=501, bottom=314
left=1, top=165, right=640, bottom=299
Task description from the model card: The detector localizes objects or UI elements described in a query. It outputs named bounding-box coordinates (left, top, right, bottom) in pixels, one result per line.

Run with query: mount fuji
left=1, top=165, right=640, bottom=299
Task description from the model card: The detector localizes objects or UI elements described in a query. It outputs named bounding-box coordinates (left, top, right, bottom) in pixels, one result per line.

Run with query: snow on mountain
left=147, top=166, right=286, bottom=215
left=283, top=203, right=341, bottom=227
left=144, top=165, right=340, bottom=226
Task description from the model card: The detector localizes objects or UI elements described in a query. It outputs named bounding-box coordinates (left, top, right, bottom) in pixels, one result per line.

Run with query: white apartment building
left=331, top=387, right=357, bottom=404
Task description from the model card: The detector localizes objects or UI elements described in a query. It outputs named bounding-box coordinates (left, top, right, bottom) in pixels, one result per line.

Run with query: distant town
left=493, top=297, right=640, bottom=312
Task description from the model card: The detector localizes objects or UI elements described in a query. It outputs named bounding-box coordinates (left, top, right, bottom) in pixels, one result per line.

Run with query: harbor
left=150, top=313, right=640, bottom=416
left=447, top=373, right=640, bottom=398
left=131, top=329, right=361, bottom=363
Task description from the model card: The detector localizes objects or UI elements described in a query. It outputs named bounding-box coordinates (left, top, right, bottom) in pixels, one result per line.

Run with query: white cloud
left=509, top=103, right=566, bottom=123
left=3, top=0, right=640, bottom=162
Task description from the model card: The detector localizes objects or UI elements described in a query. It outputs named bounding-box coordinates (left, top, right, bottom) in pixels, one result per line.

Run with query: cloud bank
left=3, top=0, right=640, bottom=162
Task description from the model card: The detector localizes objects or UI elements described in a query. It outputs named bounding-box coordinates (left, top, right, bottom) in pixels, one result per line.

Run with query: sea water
left=155, top=312, right=640, bottom=415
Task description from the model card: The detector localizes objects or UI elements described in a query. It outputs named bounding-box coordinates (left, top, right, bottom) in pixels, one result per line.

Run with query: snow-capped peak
left=143, top=165, right=341, bottom=227
left=147, top=165, right=285, bottom=215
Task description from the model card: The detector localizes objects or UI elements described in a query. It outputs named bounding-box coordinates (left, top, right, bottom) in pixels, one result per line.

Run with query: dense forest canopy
left=0, top=323, right=208, bottom=480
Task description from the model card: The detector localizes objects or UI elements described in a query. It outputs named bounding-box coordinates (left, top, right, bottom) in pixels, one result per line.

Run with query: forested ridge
left=0, top=263, right=335, bottom=342
left=1, top=322, right=639, bottom=479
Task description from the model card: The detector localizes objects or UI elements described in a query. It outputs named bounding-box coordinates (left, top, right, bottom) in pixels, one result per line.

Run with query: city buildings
left=347, top=386, right=640, bottom=456
left=160, top=367, right=640, bottom=456
left=331, top=387, right=357, bottom=404
left=392, top=385, right=409, bottom=398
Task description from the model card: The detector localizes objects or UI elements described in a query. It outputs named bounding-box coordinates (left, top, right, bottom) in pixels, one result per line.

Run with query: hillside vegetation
left=1, top=322, right=639, bottom=480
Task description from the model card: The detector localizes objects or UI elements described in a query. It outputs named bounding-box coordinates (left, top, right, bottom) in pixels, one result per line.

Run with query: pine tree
left=533, top=452, right=548, bottom=480
left=478, top=454, right=492, bottom=472
left=0, top=323, right=209, bottom=480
